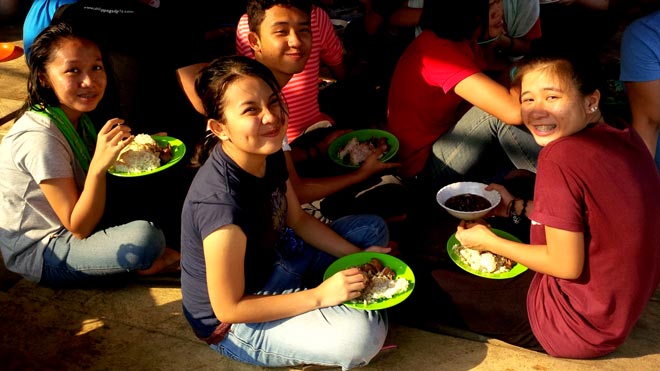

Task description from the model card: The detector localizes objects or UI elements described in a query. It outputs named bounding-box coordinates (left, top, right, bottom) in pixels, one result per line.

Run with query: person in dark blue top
left=180, top=55, right=392, bottom=370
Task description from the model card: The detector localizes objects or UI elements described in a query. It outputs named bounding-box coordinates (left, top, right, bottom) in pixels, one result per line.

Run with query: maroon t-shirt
left=527, top=123, right=660, bottom=358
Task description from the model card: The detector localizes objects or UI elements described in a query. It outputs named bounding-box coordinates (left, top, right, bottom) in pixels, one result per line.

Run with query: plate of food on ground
left=447, top=228, right=528, bottom=279
left=328, top=129, right=399, bottom=168
left=323, top=251, right=414, bottom=310
left=108, top=134, right=186, bottom=177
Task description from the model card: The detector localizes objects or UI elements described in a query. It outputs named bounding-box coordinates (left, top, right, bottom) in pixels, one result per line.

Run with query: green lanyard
left=31, top=106, right=97, bottom=172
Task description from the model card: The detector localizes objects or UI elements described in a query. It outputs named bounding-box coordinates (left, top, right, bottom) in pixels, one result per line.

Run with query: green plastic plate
left=328, top=129, right=399, bottom=168
left=447, top=228, right=528, bottom=279
left=108, top=135, right=186, bottom=177
left=323, top=252, right=415, bottom=310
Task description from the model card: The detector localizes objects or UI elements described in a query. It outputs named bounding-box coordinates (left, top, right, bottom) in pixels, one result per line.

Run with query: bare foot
left=137, top=247, right=181, bottom=276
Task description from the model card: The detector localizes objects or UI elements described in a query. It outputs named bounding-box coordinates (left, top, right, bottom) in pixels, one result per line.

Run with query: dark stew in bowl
left=445, top=193, right=491, bottom=212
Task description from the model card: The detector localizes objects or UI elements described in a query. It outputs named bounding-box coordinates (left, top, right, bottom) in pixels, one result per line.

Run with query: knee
left=358, top=214, right=388, bottom=238
left=131, top=219, right=165, bottom=244
left=366, top=216, right=389, bottom=246
left=331, top=317, right=387, bottom=368
left=333, top=215, right=389, bottom=247
left=123, top=220, right=166, bottom=265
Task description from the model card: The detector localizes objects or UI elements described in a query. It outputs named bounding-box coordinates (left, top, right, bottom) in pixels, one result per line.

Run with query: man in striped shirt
left=236, top=0, right=345, bottom=142
left=176, top=0, right=401, bottom=215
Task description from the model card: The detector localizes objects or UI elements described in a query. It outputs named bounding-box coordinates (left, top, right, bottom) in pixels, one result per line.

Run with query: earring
left=590, top=107, right=598, bottom=113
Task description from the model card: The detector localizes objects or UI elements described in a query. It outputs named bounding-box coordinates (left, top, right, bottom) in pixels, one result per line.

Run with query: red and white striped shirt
left=236, top=6, right=343, bottom=142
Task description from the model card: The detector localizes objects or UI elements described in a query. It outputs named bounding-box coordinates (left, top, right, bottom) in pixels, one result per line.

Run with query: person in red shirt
left=385, top=0, right=541, bottom=197
left=452, top=56, right=660, bottom=357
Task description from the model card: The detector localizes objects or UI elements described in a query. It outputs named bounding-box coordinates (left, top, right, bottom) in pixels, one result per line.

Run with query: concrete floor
left=2, top=21, right=660, bottom=371
left=3, top=270, right=660, bottom=371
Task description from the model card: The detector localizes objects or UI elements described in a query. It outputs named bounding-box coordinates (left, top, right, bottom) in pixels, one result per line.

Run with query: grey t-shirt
left=0, top=111, right=86, bottom=281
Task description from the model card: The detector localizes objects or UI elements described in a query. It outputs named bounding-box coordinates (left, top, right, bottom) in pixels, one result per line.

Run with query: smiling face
left=248, top=4, right=311, bottom=87
left=39, top=37, right=106, bottom=123
left=520, top=65, right=600, bottom=146
left=211, top=75, right=287, bottom=165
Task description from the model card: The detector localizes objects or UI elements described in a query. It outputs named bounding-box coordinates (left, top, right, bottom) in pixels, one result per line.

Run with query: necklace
left=31, top=106, right=97, bottom=172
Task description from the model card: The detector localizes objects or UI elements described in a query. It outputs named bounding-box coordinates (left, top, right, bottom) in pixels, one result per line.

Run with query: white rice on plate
left=338, top=137, right=387, bottom=166
left=452, top=244, right=515, bottom=274
left=354, top=275, right=410, bottom=304
left=113, top=134, right=162, bottom=173
left=351, top=258, right=411, bottom=305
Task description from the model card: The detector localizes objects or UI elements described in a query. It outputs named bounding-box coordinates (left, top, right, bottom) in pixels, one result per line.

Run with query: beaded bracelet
left=508, top=199, right=519, bottom=224
left=508, top=198, right=528, bottom=224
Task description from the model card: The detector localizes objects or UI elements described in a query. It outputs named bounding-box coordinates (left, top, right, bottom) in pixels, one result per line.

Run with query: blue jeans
left=210, top=215, right=389, bottom=370
left=424, top=106, right=541, bottom=191
left=40, top=220, right=165, bottom=285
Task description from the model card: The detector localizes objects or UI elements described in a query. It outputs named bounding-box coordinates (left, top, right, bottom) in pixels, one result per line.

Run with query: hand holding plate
left=484, top=183, right=514, bottom=217
left=357, top=143, right=401, bottom=177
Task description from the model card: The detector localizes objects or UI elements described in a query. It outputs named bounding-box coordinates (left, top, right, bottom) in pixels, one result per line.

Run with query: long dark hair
left=419, top=0, right=490, bottom=42
left=190, top=55, right=287, bottom=167
left=19, top=22, right=109, bottom=118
